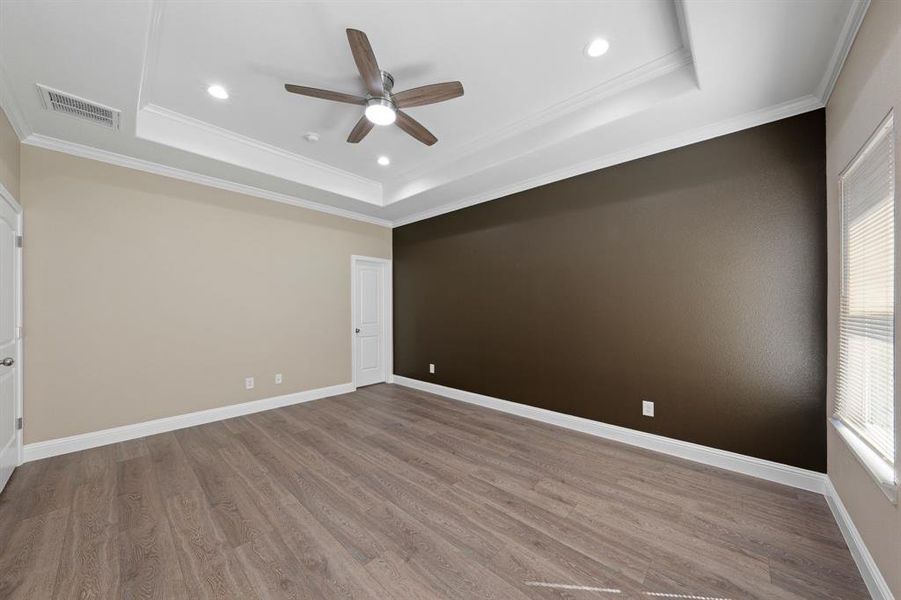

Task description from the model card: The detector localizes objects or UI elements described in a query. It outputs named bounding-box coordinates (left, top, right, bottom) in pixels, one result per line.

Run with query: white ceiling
left=0, top=0, right=868, bottom=227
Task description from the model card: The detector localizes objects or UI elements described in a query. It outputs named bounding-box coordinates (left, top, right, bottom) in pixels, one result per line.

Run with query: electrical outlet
left=642, top=400, right=654, bottom=417
left=429, top=363, right=436, bottom=374
left=275, top=373, right=283, bottom=384
left=245, top=377, right=255, bottom=390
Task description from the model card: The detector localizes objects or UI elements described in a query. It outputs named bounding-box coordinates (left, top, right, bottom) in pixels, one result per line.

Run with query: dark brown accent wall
left=393, top=110, right=827, bottom=472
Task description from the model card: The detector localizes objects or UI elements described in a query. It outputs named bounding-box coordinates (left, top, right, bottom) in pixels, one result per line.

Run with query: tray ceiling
left=0, top=1, right=868, bottom=226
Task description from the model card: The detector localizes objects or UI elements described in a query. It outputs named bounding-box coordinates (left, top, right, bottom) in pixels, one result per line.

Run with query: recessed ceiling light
left=365, top=98, right=396, bottom=126
left=304, top=132, right=320, bottom=143
left=207, top=84, right=229, bottom=100
left=377, top=156, right=391, bottom=166
left=585, top=38, right=610, bottom=58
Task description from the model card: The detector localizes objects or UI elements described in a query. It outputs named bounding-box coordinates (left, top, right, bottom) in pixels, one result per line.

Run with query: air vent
left=36, top=84, right=120, bottom=129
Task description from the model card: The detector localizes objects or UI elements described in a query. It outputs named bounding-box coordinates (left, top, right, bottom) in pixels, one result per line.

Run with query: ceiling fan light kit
left=365, top=95, right=397, bottom=126
left=284, top=28, right=463, bottom=146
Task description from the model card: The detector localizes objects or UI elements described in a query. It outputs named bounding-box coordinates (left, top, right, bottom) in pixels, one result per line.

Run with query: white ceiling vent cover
left=36, top=84, right=120, bottom=129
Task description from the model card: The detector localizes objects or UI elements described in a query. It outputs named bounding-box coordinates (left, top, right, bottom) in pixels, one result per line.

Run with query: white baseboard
left=824, top=479, right=895, bottom=600
left=394, top=376, right=896, bottom=596
left=393, top=376, right=828, bottom=494
left=22, top=382, right=354, bottom=462
left=19, top=375, right=892, bottom=597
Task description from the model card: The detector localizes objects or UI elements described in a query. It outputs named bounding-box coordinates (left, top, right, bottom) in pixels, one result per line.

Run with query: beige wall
left=21, top=146, right=391, bottom=443
left=0, top=106, right=19, bottom=199
left=826, top=0, right=900, bottom=595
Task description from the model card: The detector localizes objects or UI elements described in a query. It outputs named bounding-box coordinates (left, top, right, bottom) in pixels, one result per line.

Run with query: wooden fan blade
left=393, top=82, right=464, bottom=108
left=346, top=29, right=383, bottom=96
left=347, top=115, right=375, bottom=143
left=284, top=84, right=365, bottom=105
left=395, top=111, right=437, bottom=146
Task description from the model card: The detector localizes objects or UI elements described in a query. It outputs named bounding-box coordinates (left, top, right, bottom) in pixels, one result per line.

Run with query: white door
left=0, top=195, right=20, bottom=493
left=353, top=258, right=388, bottom=387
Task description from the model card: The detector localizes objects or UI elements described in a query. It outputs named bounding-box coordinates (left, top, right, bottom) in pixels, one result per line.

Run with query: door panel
left=354, top=260, right=386, bottom=387
left=360, top=337, right=380, bottom=370
left=0, top=198, right=19, bottom=493
left=361, top=270, right=379, bottom=325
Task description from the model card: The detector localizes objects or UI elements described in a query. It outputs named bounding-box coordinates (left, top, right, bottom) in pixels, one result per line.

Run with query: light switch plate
left=429, top=363, right=436, bottom=374
left=642, top=400, right=654, bottom=417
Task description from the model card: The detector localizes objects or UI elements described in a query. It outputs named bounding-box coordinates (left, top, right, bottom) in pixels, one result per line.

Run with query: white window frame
left=832, top=110, right=898, bottom=503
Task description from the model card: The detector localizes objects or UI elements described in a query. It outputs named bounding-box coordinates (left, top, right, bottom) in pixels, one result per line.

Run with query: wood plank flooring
left=0, top=384, right=868, bottom=599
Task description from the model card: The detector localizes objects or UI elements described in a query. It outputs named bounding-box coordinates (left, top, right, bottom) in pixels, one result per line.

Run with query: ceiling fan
left=284, top=28, right=463, bottom=146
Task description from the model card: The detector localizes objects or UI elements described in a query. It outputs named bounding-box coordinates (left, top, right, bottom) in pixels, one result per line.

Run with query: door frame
left=350, top=255, right=392, bottom=389
left=0, top=182, right=22, bottom=467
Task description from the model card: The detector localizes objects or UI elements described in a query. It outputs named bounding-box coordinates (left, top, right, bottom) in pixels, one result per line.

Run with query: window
left=836, top=112, right=896, bottom=481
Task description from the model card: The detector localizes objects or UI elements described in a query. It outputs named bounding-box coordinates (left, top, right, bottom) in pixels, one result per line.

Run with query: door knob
left=355, top=328, right=360, bottom=334
left=1, top=357, right=13, bottom=367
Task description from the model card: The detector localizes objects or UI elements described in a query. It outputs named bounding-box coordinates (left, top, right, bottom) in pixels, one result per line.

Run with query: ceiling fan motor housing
left=379, top=70, right=395, bottom=95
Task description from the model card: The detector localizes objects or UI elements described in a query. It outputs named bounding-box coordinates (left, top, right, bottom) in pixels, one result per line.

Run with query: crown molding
left=20, top=91, right=823, bottom=232
left=389, top=47, right=695, bottom=189
left=137, top=104, right=383, bottom=204
left=817, top=0, right=870, bottom=104
left=22, top=133, right=392, bottom=227
left=141, top=104, right=376, bottom=188
left=393, top=94, right=824, bottom=227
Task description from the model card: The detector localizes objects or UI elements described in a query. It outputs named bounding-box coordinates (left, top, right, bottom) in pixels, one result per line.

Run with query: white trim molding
left=0, top=181, right=22, bottom=216
left=22, top=382, right=354, bottom=462
left=392, top=376, right=897, bottom=595
left=831, top=418, right=898, bottom=503
left=392, top=94, right=824, bottom=227
left=0, top=182, right=23, bottom=469
left=387, top=47, right=695, bottom=189
left=824, top=479, right=895, bottom=600
left=817, top=0, right=871, bottom=104
left=393, top=376, right=827, bottom=494
left=20, top=134, right=392, bottom=228
left=351, top=255, right=393, bottom=389
left=136, top=104, right=383, bottom=205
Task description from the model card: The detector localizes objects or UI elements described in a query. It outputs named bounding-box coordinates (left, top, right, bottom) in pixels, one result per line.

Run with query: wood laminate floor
left=0, top=384, right=868, bottom=600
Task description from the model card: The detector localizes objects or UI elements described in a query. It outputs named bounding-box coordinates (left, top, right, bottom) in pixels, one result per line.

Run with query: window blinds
left=836, top=113, right=896, bottom=465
